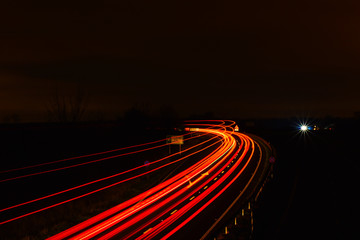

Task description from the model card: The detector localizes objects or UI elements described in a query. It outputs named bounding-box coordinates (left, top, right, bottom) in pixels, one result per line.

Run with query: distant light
left=300, top=125, right=308, bottom=131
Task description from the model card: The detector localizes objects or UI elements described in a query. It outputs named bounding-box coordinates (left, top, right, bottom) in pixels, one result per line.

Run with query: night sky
left=1, top=0, right=360, bottom=122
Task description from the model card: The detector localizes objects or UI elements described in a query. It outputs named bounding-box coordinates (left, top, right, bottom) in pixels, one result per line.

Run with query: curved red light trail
left=0, top=131, right=209, bottom=183
left=0, top=131, right=221, bottom=224
left=0, top=120, right=269, bottom=240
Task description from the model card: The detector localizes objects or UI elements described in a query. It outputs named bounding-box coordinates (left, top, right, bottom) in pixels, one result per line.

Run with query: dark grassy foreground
left=251, top=121, right=359, bottom=240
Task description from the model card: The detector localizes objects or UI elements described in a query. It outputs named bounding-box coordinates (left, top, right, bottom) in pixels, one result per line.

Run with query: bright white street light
left=300, top=125, right=308, bottom=131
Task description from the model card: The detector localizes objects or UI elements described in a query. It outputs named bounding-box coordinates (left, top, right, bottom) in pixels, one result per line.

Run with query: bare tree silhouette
left=47, top=86, right=88, bottom=122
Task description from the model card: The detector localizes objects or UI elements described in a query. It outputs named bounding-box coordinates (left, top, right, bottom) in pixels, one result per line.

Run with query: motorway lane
left=197, top=134, right=269, bottom=240
left=0, top=132, right=218, bottom=226
left=152, top=132, right=259, bottom=240
left=48, top=124, right=271, bottom=240
left=114, top=131, right=270, bottom=240
left=48, top=127, right=237, bottom=239
left=114, top=130, right=243, bottom=240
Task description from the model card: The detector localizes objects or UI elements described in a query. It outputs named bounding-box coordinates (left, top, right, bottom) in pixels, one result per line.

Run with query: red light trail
left=0, top=120, right=271, bottom=239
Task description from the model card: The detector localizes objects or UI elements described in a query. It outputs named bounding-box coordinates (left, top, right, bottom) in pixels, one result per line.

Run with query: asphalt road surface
left=46, top=121, right=272, bottom=240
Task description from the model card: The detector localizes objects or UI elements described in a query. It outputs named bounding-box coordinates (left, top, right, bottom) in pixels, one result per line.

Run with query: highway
left=0, top=120, right=272, bottom=239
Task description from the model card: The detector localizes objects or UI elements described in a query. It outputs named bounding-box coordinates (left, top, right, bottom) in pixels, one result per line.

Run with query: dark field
left=251, top=119, right=359, bottom=240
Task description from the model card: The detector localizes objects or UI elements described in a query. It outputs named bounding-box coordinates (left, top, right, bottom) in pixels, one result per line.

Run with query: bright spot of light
left=300, top=125, right=308, bottom=131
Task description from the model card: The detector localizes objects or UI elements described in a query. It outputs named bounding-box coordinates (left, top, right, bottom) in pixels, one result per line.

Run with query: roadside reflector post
left=251, top=211, right=254, bottom=232
left=225, top=226, right=228, bottom=235
left=242, top=209, right=244, bottom=216
left=234, top=217, right=237, bottom=225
